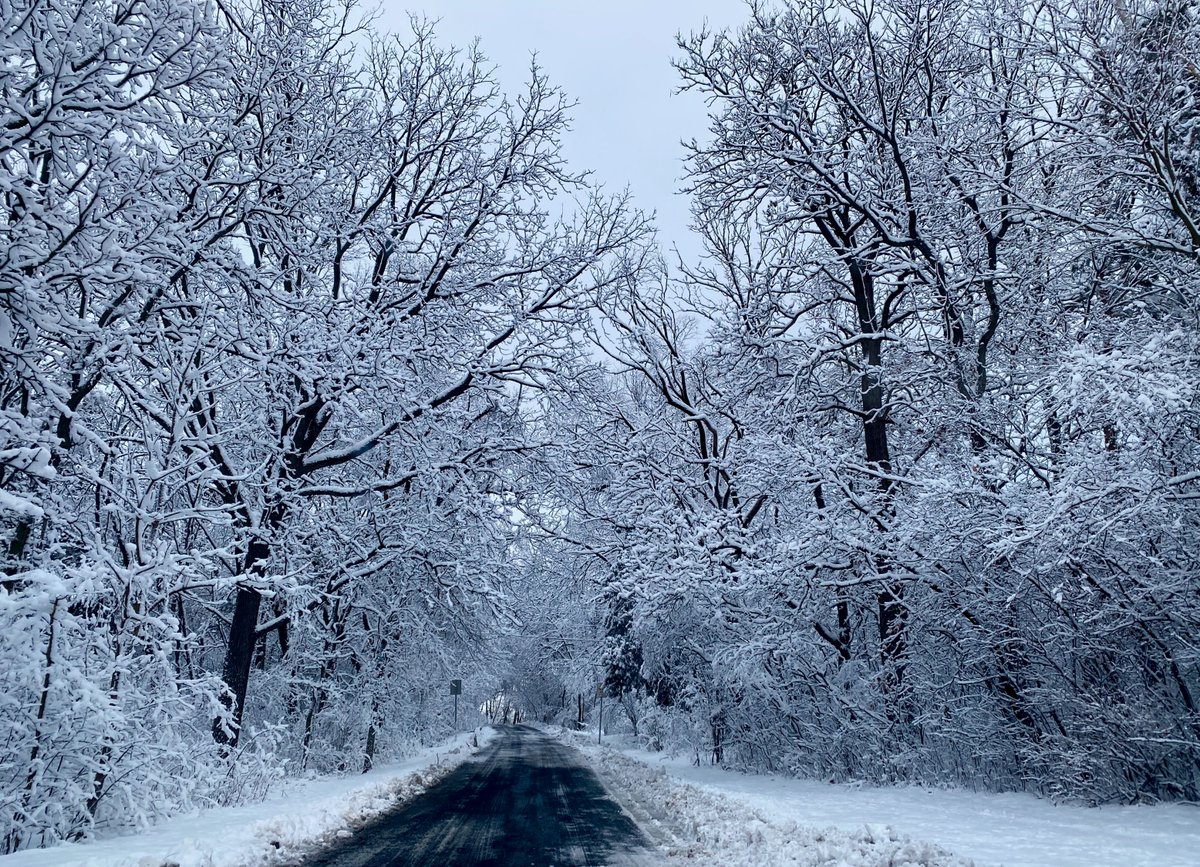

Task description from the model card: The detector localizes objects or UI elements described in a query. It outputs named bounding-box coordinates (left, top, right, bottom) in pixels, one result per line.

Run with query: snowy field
left=577, top=734, right=1200, bottom=867
left=0, top=728, right=497, bottom=867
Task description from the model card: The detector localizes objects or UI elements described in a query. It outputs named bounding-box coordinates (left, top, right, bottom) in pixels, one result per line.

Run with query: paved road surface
left=304, top=725, right=650, bottom=867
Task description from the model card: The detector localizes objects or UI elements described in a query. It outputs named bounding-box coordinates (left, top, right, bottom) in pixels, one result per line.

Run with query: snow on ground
left=0, top=728, right=497, bottom=867
left=575, top=732, right=1200, bottom=867
left=576, top=739, right=972, bottom=867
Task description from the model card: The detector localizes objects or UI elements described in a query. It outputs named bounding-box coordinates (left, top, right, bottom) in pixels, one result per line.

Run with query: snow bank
left=582, top=742, right=973, bottom=866
left=584, top=736, right=1200, bottom=867
left=0, top=728, right=498, bottom=867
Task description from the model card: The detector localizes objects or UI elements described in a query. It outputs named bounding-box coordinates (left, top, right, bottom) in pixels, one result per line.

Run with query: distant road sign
left=450, top=679, right=462, bottom=696
left=595, top=685, right=604, bottom=699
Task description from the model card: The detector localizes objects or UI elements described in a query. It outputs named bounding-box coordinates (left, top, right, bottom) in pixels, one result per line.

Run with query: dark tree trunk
left=837, top=599, right=852, bottom=660
left=877, top=582, right=907, bottom=686
left=363, top=720, right=377, bottom=774
left=213, top=539, right=269, bottom=747
left=852, top=270, right=907, bottom=697
left=3, top=519, right=32, bottom=593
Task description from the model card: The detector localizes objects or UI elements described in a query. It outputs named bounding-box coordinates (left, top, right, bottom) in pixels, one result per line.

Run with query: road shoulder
left=561, top=730, right=975, bottom=867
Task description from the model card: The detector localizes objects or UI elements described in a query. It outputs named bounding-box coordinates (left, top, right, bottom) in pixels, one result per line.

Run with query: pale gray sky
left=378, top=1, right=749, bottom=264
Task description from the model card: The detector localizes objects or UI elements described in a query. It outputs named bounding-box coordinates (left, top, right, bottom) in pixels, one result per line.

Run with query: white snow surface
left=0, top=728, right=498, bottom=867
left=579, top=734, right=1200, bottom=867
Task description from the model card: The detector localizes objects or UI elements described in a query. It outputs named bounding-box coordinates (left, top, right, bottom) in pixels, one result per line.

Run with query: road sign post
left=450, top=679, right=462, bottom=729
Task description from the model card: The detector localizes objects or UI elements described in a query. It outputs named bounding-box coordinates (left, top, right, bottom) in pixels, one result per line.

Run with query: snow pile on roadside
left=241, top=750, right=466, bottom=865
left=0, top=728, right=497, bottom=867
left=600, top=742, right=1200, bottom=867
left=589, top=748, right=975, bottom=867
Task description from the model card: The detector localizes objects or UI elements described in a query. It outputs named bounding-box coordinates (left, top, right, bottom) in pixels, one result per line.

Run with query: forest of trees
left=2, top=0, right=1197, bottom=852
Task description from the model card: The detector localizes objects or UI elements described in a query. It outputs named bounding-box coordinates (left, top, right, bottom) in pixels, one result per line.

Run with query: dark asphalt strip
left=302, top=725, right=651, bottom=867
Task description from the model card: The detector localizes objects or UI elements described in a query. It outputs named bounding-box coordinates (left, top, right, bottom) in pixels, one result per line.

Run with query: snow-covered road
left=307, top=724, right=649, bottom=866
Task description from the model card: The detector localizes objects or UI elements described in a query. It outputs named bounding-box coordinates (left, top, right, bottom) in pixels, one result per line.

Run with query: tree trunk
left=856, top=300, right=906, bottom=697
left=2, top=520, right=31, bottom=592
left=213, top=539, right=269, bottom=747
left=363, top=721, right=377, bottom=774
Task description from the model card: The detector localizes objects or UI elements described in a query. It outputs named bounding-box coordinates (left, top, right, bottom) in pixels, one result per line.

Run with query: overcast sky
left=378, top=1, right=749, bottom=264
